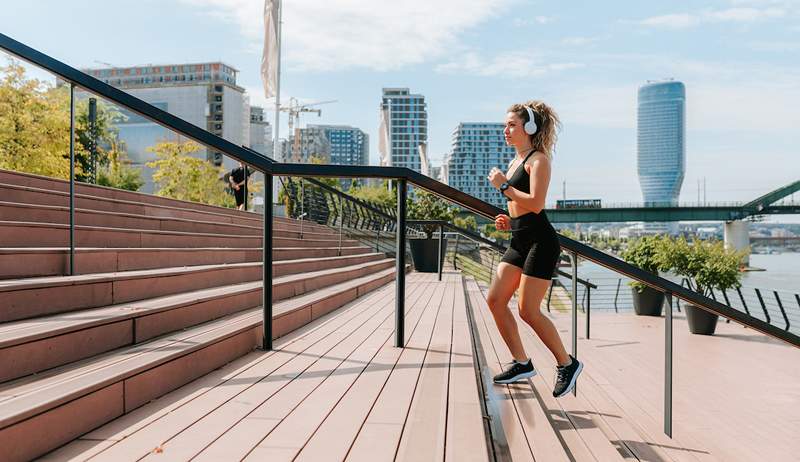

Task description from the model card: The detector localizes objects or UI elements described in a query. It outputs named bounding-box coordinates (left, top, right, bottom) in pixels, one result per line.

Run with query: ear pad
left=524, top=106, right=538, bottom=135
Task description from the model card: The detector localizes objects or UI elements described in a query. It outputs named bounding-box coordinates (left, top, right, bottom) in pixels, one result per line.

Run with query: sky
left=2, top=0, right=799, bottom=222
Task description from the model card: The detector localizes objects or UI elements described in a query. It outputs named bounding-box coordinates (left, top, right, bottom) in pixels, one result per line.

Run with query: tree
left=97, top=140, right=144, bottom=191
left=454, top=215, right=478, bottom=232
left=0, top=59, right=79, bottom=179
left=407, top=189, right=455, bottom=239
left=73, top=96, right=126, bottom=182
left=348, top=181, right=396, bottom=210
left=146, top=141, right=234, bottom=207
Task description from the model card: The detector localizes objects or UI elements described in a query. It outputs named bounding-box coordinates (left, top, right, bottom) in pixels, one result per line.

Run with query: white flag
left=378, top=107, right=392, bottom=167
left=419, top=143, right=429, bottom=176
left=261, top=0, right=280, bottom=98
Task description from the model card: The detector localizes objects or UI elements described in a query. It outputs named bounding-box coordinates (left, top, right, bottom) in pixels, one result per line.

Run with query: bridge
left=545, top=180, right=800, bottom=223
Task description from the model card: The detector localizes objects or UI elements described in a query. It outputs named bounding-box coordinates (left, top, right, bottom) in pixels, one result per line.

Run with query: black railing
left=2, top=32, right=798, bottom=440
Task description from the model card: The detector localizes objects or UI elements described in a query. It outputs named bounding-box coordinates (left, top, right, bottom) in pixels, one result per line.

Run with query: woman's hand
left=487, top=167, right=507, bottom=189
left=495, top=214, right=511, bottom=231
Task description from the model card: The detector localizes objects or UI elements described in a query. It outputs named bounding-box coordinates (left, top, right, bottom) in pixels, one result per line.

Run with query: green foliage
left=73, top=96, right=126, bottom=182
left=348, top=181, right=396, bottom=210
left=96, top=142, right=143, bottom=191
left=454, top=215, right=478, bottom=232
left=0, top=59, right=78, bottom=179
left=482, top=223, right=510, bottom=242
left=621, top=235, right=671, bottom=293
left=146, top=141, right=234, bottom=207
left=657, top=236, right=747, bottom=297
left=407, top=189, right=456, bottom=238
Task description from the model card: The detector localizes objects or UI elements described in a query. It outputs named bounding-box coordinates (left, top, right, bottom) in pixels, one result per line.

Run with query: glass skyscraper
left=381, top=88, right=427, bottom=172
left=445, top=123, right=516, bottom=209
left=637, top=80, right=686, bottom=233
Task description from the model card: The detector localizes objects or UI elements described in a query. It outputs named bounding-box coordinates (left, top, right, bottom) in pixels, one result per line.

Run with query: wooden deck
left=40, top=272, right=489, bottom=462
left=35, top=272, right=800, bottom=462
left=540, top=292, right=800, bottom=462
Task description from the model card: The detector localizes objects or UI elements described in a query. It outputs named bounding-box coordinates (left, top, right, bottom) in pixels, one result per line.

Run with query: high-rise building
left=380, top=88, right=427, bottom=172
left=84, top=62, right=249, bottom=193
left=309, top=125, right=369, bottom=167
left=279, top=127, right=331, bottom=164
left=637, top=80, right=686, bottom=234
left=249, top=106, right=273, bottom=157
left=445, top=123, right=516, bottom=209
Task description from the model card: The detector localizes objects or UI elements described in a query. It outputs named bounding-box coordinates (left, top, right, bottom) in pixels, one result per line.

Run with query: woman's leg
left=485, top=262, right=527, bottom=362
left=517, top=274, right=570, bottom=366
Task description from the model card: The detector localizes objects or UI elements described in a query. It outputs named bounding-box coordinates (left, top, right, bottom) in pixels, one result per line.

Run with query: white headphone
left=524, top=106, right=538, bottom=135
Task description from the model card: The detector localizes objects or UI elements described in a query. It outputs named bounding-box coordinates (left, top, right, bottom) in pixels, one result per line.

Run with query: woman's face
left=503, top=112, right=530, bottom=148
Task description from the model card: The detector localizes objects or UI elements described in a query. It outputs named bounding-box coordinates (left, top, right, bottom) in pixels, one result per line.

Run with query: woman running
left=486, top=100, right=583, bottom=397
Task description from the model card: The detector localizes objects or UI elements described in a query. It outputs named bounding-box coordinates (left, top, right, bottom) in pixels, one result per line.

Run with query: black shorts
left=500, top=213, right=561, bottom=279
left=234, top=188, right=245, bottom=206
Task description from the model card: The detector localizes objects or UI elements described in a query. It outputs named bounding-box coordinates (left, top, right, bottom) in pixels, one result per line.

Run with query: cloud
left=178, top=0, right=513, bottom=72
left=435, top=51, right=583, bottom=78
left=513, top=16, right=555, bottom=26
left=561, top=36, right=602, bottom=47
left=632, top=7, right=786, bottom=29
left=748, top=40, right=800, bottom=51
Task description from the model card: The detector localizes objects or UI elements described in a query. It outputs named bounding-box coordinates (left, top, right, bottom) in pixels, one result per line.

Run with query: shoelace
left=556, top=365, right=570, bottom=383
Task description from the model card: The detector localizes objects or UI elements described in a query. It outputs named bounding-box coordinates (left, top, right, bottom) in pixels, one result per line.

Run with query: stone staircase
left=0, top=169, right=398, bottom=461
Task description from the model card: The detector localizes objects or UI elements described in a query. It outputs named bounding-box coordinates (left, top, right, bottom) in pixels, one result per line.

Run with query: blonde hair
left=507, top=100, right=561, bottom=157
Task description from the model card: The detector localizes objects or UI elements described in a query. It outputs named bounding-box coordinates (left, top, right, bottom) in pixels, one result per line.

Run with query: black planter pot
left=409, top=237, right=448, bottom=273
left=685, top=304, right=719, bottom=335
left=631, top=286, right=665, bottom=316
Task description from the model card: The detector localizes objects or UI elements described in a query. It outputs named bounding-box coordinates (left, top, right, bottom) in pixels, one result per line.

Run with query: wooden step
left=0, top=268, right=399, bottom=462
left=0, top=257, right=394, bottom=322
left=0, top=246, right=376, bottom=279
left=0, top=220, right=360, bottom=249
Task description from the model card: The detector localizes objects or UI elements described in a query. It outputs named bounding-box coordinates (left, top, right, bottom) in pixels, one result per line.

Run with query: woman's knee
left=486, top=293, right=507, bottom=313
left=518, top=304, right=544, bottom=324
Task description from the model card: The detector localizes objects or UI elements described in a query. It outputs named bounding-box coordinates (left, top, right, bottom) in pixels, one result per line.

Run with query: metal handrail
left=3, top=32, right=799, bottom=440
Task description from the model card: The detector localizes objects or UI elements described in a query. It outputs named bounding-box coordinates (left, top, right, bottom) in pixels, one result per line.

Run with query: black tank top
left=505, top=150, right=537, bottom=200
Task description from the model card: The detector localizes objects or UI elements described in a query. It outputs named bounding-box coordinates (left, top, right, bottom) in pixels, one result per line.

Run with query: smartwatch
left=499, top=182, right=510, bottom=194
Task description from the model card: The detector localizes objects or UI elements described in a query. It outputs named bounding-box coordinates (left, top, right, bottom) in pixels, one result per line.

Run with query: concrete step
left=0, top=257, right=394, bottom=323
left=0, top=252, right=389, bottom=382
left=0, top=200, right=347, bottom=240
left=0, top=220, right=360, bottom=249
left=0, top=246, right=376, bottom=279
left=0, top=266, right=398, bottom=462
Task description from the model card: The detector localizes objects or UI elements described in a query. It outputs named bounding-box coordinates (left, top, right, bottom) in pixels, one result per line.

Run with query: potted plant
left=620, top=235, right=669, bottom=316
left=658, top=236, right=747, bottom=335
left=406, top=190, right=455, bottom=272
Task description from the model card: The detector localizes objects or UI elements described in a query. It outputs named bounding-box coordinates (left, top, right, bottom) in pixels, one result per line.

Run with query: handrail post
left=571, top=251, right=578, bottom=396
left=437, top=223, right=443, bottom=281
left=68, top=84, right=76, bottom=276
left=614, top=278, right=621, bottom=313
left=338, top=193, right=344, bottom=256
left=396, top=179, right=407, bottom=348
left=300, top=180, right=305, bottom=238
left=586, top=283, right=591, bottom=340
left=453, top=234, right=460, bottom=270
left=755, top=288, right=771, bottom=324
left=664, top=291, right=673, bottom=438
left=262, top=173, right=274, bottom=351
left=546, top=276, right=554, bottom=312
left=774, top=291, right=790, bottom=331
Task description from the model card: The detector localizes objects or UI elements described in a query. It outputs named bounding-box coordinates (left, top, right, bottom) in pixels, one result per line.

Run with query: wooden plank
left=394, top=274, right=457, bottom=461
left=445, top=275, right=491, bottom=462
left=468, top=278, right=571, bottom=462
left=240, top=277, right=445, bottom=462
left=292, top=278, right=444, bottom=462
left=49, top=282, right=397, bottom=461
left=344, top=274, right=453, bottom=462
left=463, top=279, right=536, bottom=462
left=181, top=277, right=433, bottom=462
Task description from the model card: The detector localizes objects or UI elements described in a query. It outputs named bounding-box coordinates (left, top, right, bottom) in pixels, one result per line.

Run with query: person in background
left=229, top=161, right=248, bottom=211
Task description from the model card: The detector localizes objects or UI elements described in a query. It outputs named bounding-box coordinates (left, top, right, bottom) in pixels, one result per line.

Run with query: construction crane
left=280, top=97, right=337, bottom=163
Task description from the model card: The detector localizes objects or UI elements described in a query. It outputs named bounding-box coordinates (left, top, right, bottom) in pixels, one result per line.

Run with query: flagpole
left=272, top=0, right=282, bottom=162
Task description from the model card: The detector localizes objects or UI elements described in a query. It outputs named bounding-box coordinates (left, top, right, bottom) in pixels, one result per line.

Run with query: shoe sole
left=493, top=369, right=537, bottom=384
left=554, top=361, right=584, bottom=397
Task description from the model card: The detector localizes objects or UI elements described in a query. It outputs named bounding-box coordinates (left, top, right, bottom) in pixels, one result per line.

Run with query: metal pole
left=272, top=0, right=283, bottom=161
left=69, top=84, right=76, bottom=276
left=571, top=251, right=578, bottom=396
left=774, top=291, right=790, bottom=331
left=262, top=173, right=274, bottom=350
left=300, top=180, right=305, bottom=238
left=614, top=278, right=621, bottom=313
left=546, top=278, right=553, bottom=312
left=664, top=291, right=673, bottom=438
left=755, top=288, right=771, bottom=324
left=338, top=194, right=344, bottom=256
left=586, top=285, right=591, bottom=340
left=243, top=165, right=248, bottom=211
left=437, top=224, right=443, bottom=281
left=453, top=234, right=460, bottom=270
left=395, top=179, right=407, bottom=348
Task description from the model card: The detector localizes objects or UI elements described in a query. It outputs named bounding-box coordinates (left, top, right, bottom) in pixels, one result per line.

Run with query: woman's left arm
left=503, top=157, right=550, bottom=213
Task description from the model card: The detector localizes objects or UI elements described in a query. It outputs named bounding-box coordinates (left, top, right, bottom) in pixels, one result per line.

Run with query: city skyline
left=2, top=0, right=798, bottom=222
